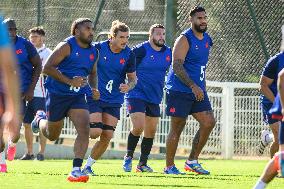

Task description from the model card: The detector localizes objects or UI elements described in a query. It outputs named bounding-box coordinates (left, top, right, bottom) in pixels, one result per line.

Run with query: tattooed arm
left=172, top=35, right=204, bottom=101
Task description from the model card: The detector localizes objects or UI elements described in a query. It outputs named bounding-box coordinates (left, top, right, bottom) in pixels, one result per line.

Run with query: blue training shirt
left=260, top=52, right=284, bottom=104
left=165, top=28, right=213, bottom=93
left=45, top=36, right=98, bottom=95
left=86, top=40, right=136, bottom=104
left=125, top=41, right=171, bottom=104
left=0, top=17, right=9, bottom=48
left=14, top=35, right=38, bottom=93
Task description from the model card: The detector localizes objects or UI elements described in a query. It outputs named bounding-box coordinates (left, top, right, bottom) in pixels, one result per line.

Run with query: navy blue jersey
left=260, top=52, right=284, bottom=104
left=166, top=28, right=213, bottom=93
left=125, top=41, right=171, bottom=104
left=45, top=36, right=98, bottom=95
left=14, top=35, right=38, bottom=93
left=86, top=40, right=135, bottom=104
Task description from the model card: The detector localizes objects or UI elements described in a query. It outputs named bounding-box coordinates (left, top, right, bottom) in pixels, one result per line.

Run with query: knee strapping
left=103, top=124, right=116, bottom=131
left=90, top=122, right=103, bottom=129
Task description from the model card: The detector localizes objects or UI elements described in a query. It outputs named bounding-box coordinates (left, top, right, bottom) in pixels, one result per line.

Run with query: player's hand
left=119, top=83, right=130, bottom=93
left=70, top=76, right=87, bottom=87
left=191, top=84, right=204, bottom=101
left=92, top=88, right=100, bottom=100
left=22, top=88, right=34, bottom=101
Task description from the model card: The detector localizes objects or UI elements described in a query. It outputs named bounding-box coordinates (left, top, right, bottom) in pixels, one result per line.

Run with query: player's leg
left=164, top=90, right=190, bottom=174
left=66, top=95, right=90, bottom=183
left=20, top=99, right=35, bottom=160
left=123, top=98, right=146, bottom=172
left=6, top=100, right=24, bottom=161
left=136, top=102, right=160, bottom=173
left=258, top=103, right=276, bottom=156
left=0, top=124, right=6, bottom=173
left=253, top=156, right=278, bottom=189
left=91, top=112, right=117, bottom=159
left=269, top=122, right=279, bottom=158
left=83, top=109, right=118, bottom=176
left=185, top=92, right=215, bottom=175
left=37, top=131, right=47, bottom=161
left=33, top=97, right=46, bottom=161
left=20, top=123, right=34, bottom=160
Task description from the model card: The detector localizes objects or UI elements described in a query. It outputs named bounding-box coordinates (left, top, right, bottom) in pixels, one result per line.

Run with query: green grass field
left=0, top=159, right=283, bottom=189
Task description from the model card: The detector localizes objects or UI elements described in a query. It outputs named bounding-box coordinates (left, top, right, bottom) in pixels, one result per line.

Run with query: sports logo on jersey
left=169, top=107, right=176, bottom=113
left=76, top=52, right=79, bottom=56
left=195, top=45, right=199, bottom=50
left=89, top=53, right=95, bottom=61
left=205, top=42, right=209, bottom=48
left=16, top=49, right=23, bottom=55
left=127, top=105, right=132, bottom=111
left=150, top=55, right=154, bottom=60
left=166, top=55, right=171, bottom=62
left=120, top=58, right=125, bottom=65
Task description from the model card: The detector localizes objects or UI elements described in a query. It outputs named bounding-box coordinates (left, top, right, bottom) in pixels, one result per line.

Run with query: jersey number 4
left=106, top=80, right=113, bottom=93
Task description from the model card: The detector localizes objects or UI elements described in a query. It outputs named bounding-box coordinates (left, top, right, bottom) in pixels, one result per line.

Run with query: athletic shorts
left=23, top=97, right=45, bottom=124
left=166, top=90, right=212, bottom=118
left=125, top=98, right=160, bottom=117
left=261, top=102, right=278, bottom=125
left=87, top=96, right=121, bottom=120
left=46, top=93, right=88, bottom=122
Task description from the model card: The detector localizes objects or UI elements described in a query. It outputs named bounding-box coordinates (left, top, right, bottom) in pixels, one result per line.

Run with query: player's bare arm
left=119, top=72, right=137, bottom=93
left=259, top=75, right=275, bottom=103
left=24, top=54, right=42, bottom=101
left=43, top=42, right=86, bottom=87
left=89, top=51, right=100, bottom=100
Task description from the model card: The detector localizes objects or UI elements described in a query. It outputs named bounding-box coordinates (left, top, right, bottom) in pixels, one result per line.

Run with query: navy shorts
left=126, top=98, right=160, bottom=117
left=46, top=93, right=88, bottom=122
left=23, top=97, right=45, bottom=124
left=261, top=102, right=278, bottom=125
left=166, top=90, right=212, bottom=118
left=87, top=96, right=121, bottom=120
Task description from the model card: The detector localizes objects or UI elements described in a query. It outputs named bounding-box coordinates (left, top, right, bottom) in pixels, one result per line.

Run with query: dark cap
left=3, top=18, right=17, bottom=30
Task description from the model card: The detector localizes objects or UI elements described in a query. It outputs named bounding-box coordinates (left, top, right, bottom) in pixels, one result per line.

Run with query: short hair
left=109, top=20, right=129, bottom=38
left=3, top=18, right=17, bottom=29
left=149, top=24, right=165, bottom=35
left=189, top=6, right=206, bottom=17
left=281, top=25, right=284, bottom=52
left=29, top=26, right=45, bottom=36
left=70, top=18, right=92, bottom=36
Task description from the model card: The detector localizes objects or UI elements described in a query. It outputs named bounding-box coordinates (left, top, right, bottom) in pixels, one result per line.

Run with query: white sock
left=8, top=140, right=16, bottom=147
left=0, top=152, right=6, bottom=164
left=253, top=179, right=267, bottom=189
left=267, top=133, right=274, bottom=143
left=187, top=159, right=198, bottom=164
left=85, top=155, right=96, bottom=167
left=72, top=167, right=80, bottom=171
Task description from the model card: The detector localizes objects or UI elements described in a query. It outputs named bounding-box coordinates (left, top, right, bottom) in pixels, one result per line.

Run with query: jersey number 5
left=200, top=66, right=206, bottom=81
left=106, top=80, right=113, bottom=93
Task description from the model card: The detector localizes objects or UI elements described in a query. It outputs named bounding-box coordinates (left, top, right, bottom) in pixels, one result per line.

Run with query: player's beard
left=153, top=38, right=165, bottom=47
left=80, top=35, right=93, bottom=45
left=194, top=23, right=207, bottom=33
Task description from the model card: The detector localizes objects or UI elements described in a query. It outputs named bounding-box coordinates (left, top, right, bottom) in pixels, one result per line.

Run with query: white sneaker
left=257, top=130, right=270, bottom=155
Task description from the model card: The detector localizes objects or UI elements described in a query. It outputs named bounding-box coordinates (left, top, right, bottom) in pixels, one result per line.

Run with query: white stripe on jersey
left=33, top=44, right=52, bottom=98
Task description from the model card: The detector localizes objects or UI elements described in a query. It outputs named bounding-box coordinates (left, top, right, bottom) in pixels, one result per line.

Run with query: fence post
left=164, top=0, right=177, bottom=47
left=221, top=82, right=234, bottom=159
left=37, top=0, right=41, bottom=26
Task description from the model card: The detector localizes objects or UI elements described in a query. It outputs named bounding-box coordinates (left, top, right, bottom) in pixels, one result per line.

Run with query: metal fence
left=1, top=0, right=283, bottom=158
